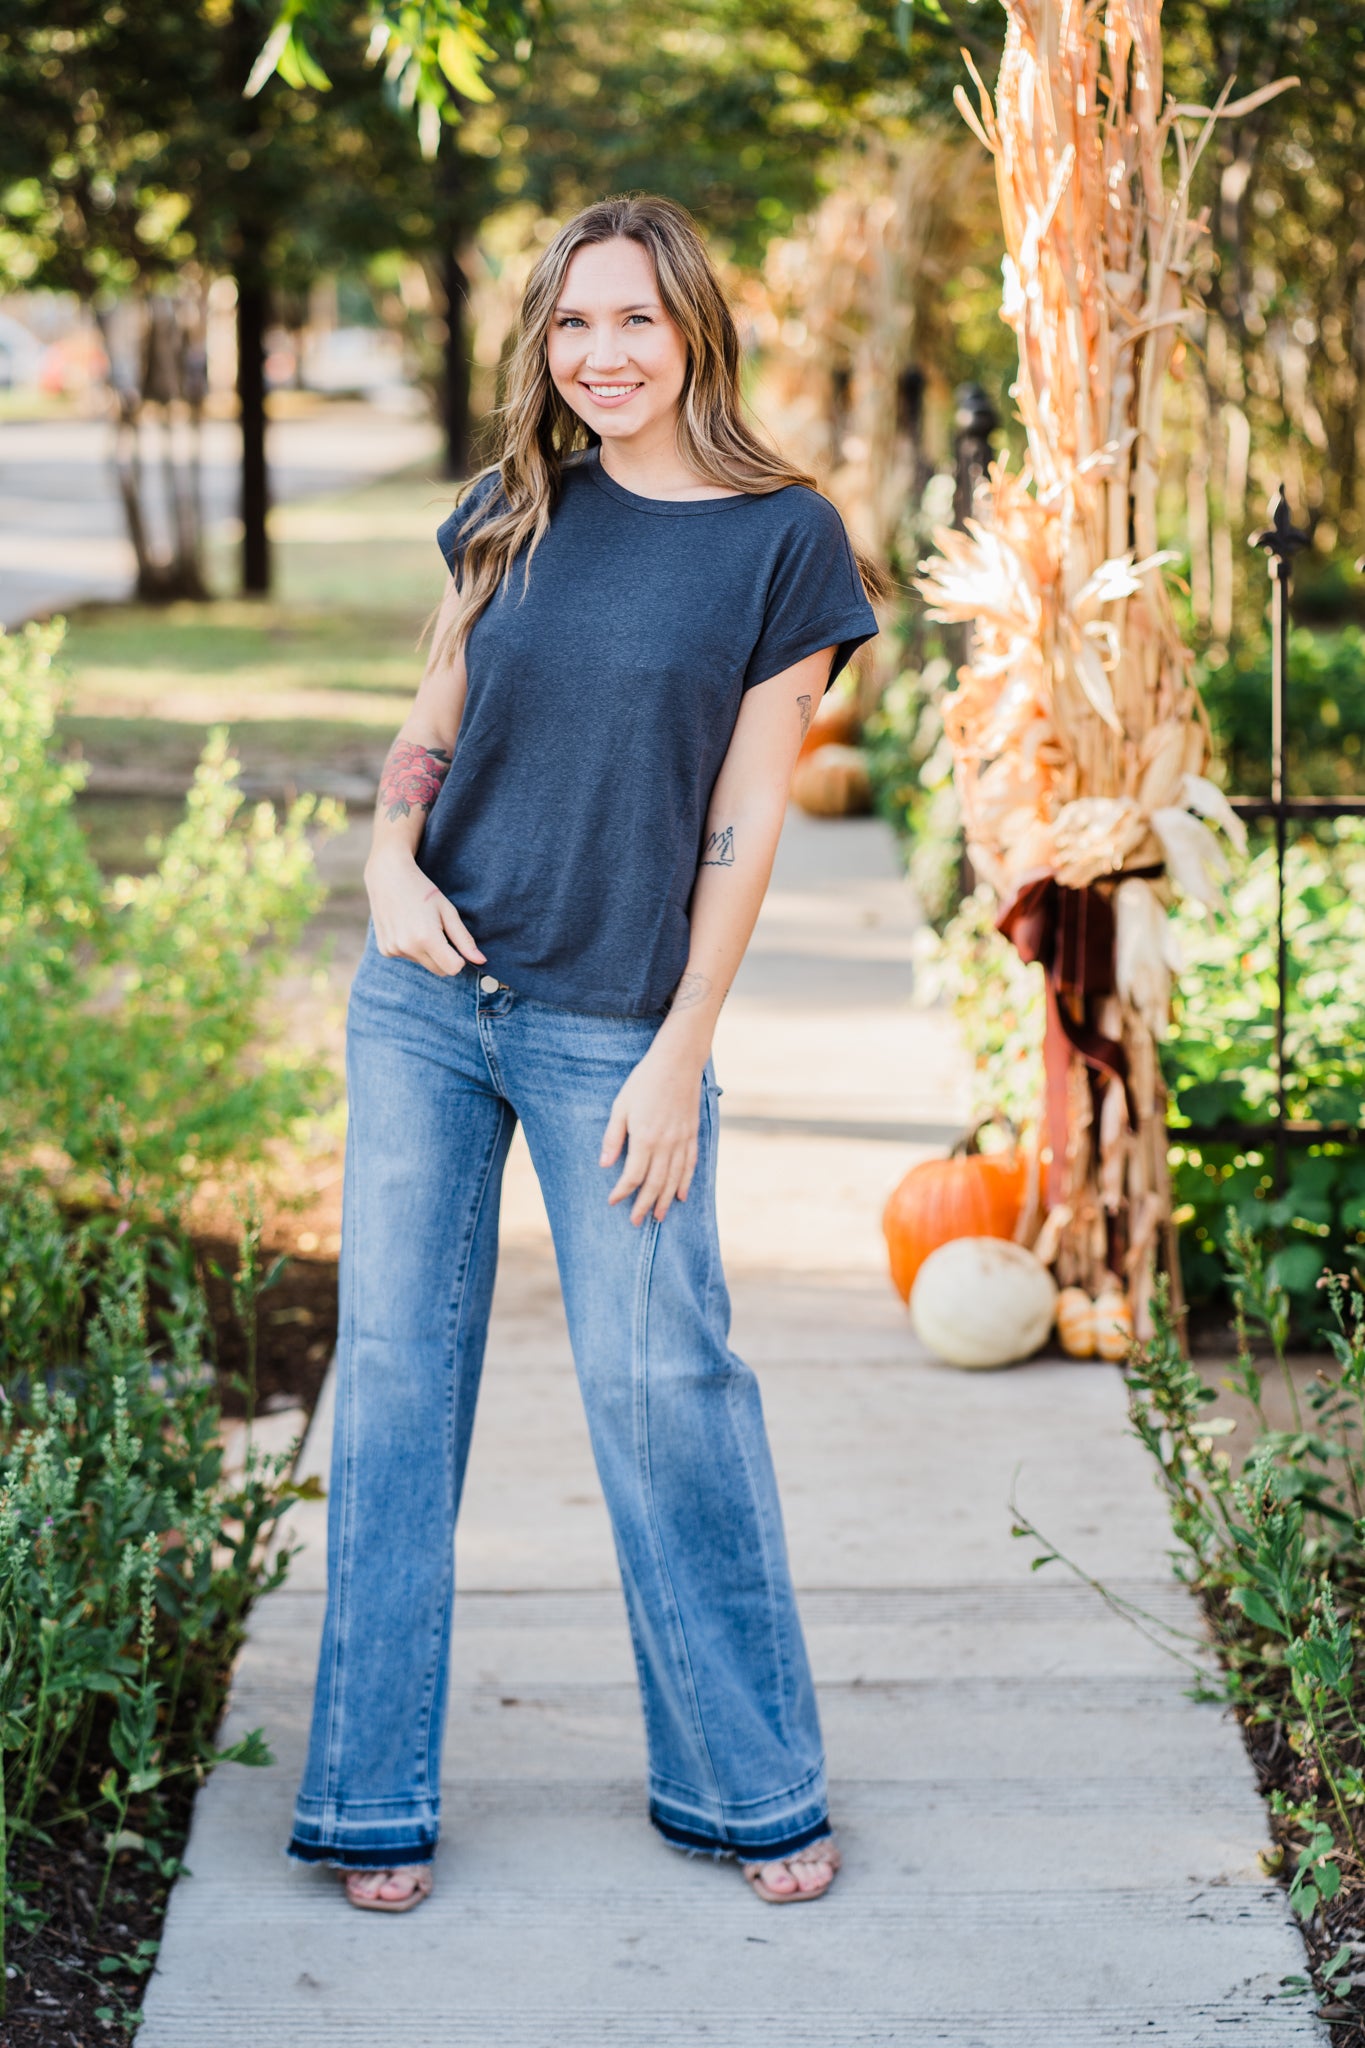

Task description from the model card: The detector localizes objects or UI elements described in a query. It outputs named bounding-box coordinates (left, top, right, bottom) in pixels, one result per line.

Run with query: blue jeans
left=287, top=934, right=830, bottom=1870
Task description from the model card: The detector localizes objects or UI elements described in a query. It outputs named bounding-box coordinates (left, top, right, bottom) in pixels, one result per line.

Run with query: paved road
left=138, top=811, right=1322, bottom=2047
left=0, top=402, right=440, bottom=626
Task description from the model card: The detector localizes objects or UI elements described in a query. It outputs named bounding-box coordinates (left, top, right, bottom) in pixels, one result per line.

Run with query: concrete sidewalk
left=138, top=812, right=1321, bottom=2047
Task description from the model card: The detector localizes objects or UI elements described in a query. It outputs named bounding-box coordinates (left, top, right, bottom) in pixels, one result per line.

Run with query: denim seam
left=725, top=1368, right=794, bottom=1749
left=632, top=1213, right=725, bottom=1819
left=318, top=1110, right=361, bottom=1830
left=696, top=1079, right=793, bottom=1745
left=476, top=994, right=509, bottom=1094
left=294, top=1793, right=435, bottom=1813
left=415, top=1099, right=511, bottom=1806
left=648, top=1756, right=826, bottom=1821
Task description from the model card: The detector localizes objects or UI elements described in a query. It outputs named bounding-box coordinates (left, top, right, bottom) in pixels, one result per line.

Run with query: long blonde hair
left=441, top=192, right=888, bottom=656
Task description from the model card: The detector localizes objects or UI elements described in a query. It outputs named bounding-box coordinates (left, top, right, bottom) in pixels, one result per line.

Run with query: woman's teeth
left=586, top=383, right=641, bottom=399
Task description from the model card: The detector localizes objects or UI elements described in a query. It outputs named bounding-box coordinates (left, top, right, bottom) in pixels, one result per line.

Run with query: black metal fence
left=1174, top=489, right=1365, bottom=1181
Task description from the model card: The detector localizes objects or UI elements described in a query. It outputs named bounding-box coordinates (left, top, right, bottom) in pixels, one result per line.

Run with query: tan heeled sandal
left=741, top=1839, right=841, bottom=1904
left=342, top=1864, right=433, bottom=1913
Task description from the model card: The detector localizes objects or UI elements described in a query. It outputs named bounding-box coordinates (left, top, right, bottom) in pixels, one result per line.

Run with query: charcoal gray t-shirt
left=422, top=446, right=878, bottom=1017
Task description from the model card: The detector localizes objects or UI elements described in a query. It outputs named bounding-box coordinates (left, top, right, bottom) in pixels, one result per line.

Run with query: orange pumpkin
left=882, top=1117, right=1028, bottom=1305
left=791, top=743, right=873, bottom=817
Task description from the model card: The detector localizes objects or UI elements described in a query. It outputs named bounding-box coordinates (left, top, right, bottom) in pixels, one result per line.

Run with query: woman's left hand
left=600, top=1041, right=705, bottom=1225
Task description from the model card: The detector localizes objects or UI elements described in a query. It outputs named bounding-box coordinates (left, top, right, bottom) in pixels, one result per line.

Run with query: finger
left=434, top=896, right=486, bottom=964
left=600, top=1101, right=629, bottom=1170
left=632, top=1153, right=673, bottom=1228
left=608, top=1139, right=649, bottom=1208
left=676, top=1140, right=699, bottom=1205
left=418, top=929, right=466, bottom=977
left=655, top=1144, right=692, bottom=1222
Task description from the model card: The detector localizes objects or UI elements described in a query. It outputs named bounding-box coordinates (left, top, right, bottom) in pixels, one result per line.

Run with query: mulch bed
left=194, top=1232, right=339, bottom=1420
left=3, top=1798, right=195, bottom=2046
left=4, top=1232, right=338, bottom=2048
left=1242, top=1712, right=1365, bottom=2042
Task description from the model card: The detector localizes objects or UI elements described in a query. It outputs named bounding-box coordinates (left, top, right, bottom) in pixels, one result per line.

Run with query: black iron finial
left=1251, top=486, right=1309, bottom=581
left=952, top=382, right=998, bottom=529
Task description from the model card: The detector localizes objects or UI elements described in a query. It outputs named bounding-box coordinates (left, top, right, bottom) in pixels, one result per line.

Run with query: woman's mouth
left=581, top=381, right=643, bottom=408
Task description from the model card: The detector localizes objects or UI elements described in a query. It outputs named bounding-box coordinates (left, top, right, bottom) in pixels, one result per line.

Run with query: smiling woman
left=287, top=194, right=883, bottom=1918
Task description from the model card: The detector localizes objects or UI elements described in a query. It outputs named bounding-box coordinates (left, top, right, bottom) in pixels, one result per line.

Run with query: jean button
left=479, top=974, right=501, bottom=994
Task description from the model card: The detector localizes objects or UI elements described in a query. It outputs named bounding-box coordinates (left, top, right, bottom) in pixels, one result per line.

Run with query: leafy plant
left=0, top=1176, right=319, bottom=2011
left=1195, top=627, right=1365, bottom=802
left=911, top=885, right=1045, bottom=1134
left=0, top=619, right=343, bottom=1205
left=1164, top=820, right=1365, bottom=1331
left=1015, top=1223, right=1365, bottom=2034
left=863, top=651, right=966, bottom=932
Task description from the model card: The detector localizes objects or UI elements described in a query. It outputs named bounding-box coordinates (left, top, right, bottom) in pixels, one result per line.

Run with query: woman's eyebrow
left=554, top=302, right=659, bottom=316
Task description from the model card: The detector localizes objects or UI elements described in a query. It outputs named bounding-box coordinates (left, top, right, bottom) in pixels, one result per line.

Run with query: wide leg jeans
left=287, top=934, right=830, bottom=1870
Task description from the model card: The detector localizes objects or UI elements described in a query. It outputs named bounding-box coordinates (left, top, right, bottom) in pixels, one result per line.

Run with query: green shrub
left=0, top=1176, right=317, bottom=2010
left=863, top=655, right=966, bottom=930
left=1122, top=1239, right=1365, bottom=1970
left=1165, top=821, right=1365, bottom=1329
left=0, top=620, right=344, bottom=1204
left=912, top=885, right=1045, bottom=1133
left=1196, top=624, right=1365, bottom=800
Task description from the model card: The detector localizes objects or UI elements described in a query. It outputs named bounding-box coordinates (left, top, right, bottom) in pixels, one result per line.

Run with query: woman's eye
left=556, top=316, right=585, bottom=328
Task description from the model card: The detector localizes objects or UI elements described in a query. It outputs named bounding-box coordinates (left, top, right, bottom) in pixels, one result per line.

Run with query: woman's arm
left=600, top=646, right=834, bottom=1225
left=365, top=575, right=486, bottom=977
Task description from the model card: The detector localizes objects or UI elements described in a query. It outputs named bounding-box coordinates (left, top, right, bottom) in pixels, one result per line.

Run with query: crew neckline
left=583, top=445, right=766, bottom=517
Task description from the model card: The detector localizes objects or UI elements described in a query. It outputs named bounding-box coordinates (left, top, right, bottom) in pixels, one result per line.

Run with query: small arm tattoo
left=701, top=824, right=735, bottom=867
left=797, top=694, right=813, bottom=740
left=378, top=740, right=452, bottom=821
left=669, top=972, right=713, bottom=1012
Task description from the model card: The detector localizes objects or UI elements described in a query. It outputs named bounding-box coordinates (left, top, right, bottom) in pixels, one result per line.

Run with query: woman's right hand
left=364, top=845, right=486, bottom=978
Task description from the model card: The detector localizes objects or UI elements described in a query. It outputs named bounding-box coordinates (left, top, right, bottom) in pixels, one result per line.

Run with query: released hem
left=286, top=1835, right=437, bottom=1872
left=649, top=1805, right=833, bottom=1863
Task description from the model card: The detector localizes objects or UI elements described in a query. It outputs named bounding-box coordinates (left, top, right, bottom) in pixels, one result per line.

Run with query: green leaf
left=1268, top=1243, right=1327, bottom=1297
left=1230, top=1586, right=1288, bottom=1635
left=435, top=23, right=497, bottom=101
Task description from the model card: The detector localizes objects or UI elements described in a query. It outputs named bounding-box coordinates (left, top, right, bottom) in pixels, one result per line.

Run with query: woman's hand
left=600, top=1039, right=706, bottom=1225
left=365, top=844, right=486, bottom=978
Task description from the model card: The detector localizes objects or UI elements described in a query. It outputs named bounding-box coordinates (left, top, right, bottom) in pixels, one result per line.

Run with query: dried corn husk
left=915, top=0, right=1291, bottom=1325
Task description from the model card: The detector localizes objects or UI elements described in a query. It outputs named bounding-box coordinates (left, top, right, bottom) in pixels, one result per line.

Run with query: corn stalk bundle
left=916, top=0, right=1291, bottom=1322
left=745, top=136, right=995, bottom=569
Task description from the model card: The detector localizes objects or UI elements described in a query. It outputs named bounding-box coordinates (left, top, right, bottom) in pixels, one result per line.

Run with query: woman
left=287, top=193, right=881, bottom=1912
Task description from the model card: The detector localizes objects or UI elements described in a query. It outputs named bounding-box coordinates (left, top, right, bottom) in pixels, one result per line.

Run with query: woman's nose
left=585, top=327, right=627, bottom=370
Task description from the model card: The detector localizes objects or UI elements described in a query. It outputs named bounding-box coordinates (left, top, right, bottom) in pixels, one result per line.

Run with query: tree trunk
left=236, top=249, right=270, bottom=596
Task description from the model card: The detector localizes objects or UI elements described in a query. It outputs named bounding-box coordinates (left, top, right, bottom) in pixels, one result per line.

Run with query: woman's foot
left=342, top=1865, right=432, bottom=1913
left=741, top=1839, right=841, bottom=1904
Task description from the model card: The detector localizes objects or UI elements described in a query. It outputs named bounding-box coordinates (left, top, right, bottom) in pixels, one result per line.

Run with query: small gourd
left=790, top=743, right=873, bottom=818
left=1094, top=1284, right=1135, bottom=1362
left=909, top=1237, right=1058, bottom=1370
left=1056, top=1286, right=1097, bottom=1358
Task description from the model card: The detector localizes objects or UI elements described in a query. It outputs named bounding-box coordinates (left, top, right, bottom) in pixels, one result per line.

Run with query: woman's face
left=547, top=236, right=689, bottom=448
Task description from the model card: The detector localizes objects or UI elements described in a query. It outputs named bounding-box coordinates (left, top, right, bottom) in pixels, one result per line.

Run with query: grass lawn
left=57, top=463, right=453, bottom=801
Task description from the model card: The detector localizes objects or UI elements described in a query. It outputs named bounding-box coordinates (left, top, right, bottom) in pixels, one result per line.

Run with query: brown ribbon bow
left=996, top=874, right=1134, bottom=1210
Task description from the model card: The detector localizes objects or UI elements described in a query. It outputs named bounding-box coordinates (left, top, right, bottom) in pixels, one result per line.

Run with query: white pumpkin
left=910, top=1237, right=1058, bottom=1369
